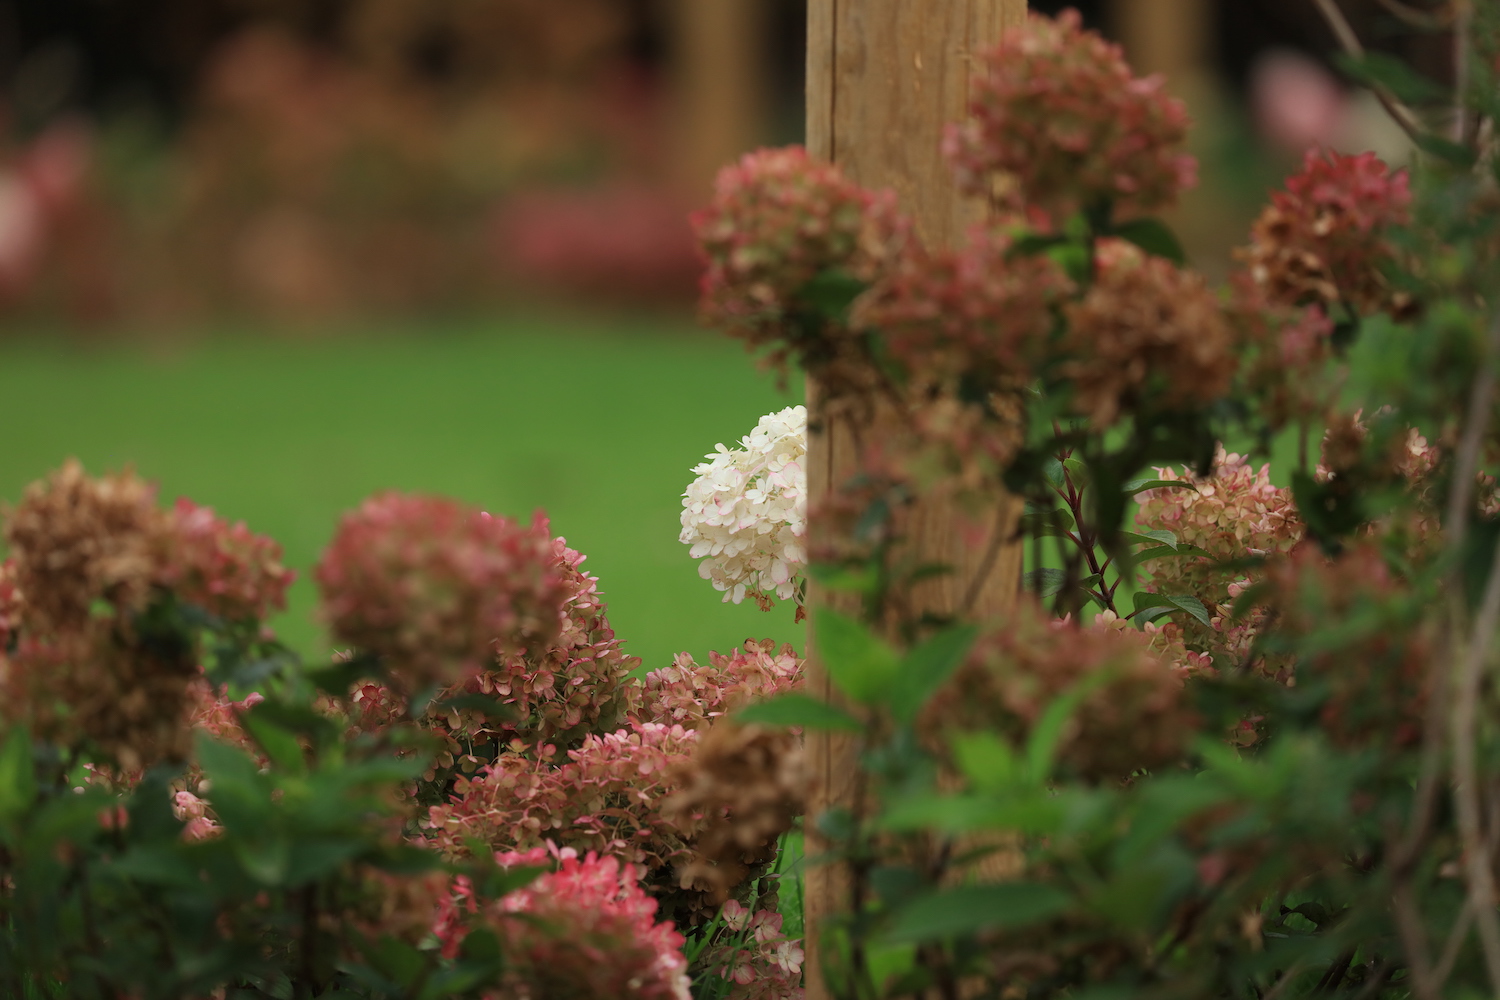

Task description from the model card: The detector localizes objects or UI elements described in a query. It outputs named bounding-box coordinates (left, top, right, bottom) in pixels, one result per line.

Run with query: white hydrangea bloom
left=680, top=405, right=807, bottom=608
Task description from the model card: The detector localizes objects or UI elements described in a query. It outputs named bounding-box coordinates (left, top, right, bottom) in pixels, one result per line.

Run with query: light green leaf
left=0, top=727, right=37, bottom=825
left=1122, top=477, right=1196, bottom=495
left=1121, top=529, right=1177, bottom=551
left=890, top=625, right=980, bottom=725
left=814, top=609, right=899, bottom=705
left=736, top=694, right=862, bottom=732
left=884, top=883, right=1072, bottom=943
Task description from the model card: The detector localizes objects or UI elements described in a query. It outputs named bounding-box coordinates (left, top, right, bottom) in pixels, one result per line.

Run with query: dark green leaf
left=807, top=563, right=879, bottom=595
left=884, top=883, right=1071, bottom=943
left=1110, top=217, right=1186, bottom=264
left=736, top=693, right=862, bottom=732
left=1414, top=132, right=1480, bottom=168
left=890, top=625, right=980, bottom=725
left=430, top=693, right=518, bottom=722
left=1121, top=529, right=1177, bottom=551
left=814, top=609, right=899, bottom=704
left=306, top=654, right=384, bottom=696
left=1166, top=594, right=1212, bottom=626
left=0, top=727, right=37, bottom=825
left=1023, top=568, right=1068, bottom=598
left=1335, top=51, right=1447, bottom=105
left=1042, top=456, right=1066, bottom=488
left=1122, top=477, right=1195, bottom=495
left=241, top=708, right=307, bottom=777
left=796, top=268, right=867, bottom=321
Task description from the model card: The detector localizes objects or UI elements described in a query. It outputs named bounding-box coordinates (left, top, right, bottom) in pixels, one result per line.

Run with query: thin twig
left=1451, top=0, right=1473, bottom=144
left=960, top=500, right=1017, bottom=616
left=1310, top=0, right=1428, bottom=142
left=1434, top=896, right=1476, bottom=985
left=1373, top=0, right=1458, bottom=30
left=1451, top=531, right=1500, bottom=993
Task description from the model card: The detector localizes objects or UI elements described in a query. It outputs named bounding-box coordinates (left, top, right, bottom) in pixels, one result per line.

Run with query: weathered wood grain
left=803, top=3, right=1027, bottom=998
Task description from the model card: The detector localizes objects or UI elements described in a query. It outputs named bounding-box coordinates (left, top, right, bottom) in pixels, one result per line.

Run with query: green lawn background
left=0, top=316, right=804, bottom=673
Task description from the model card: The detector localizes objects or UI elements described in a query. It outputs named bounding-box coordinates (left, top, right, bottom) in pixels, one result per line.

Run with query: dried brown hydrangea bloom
left=4, top=628, right=200, bottom=772
left=5, top=459, right=166, bottom=631
left=925, top=600, right=1198, bottom=783
left=667, top=721, right=807, bottom=903
left=1063, top=241, right=1235, bottom=428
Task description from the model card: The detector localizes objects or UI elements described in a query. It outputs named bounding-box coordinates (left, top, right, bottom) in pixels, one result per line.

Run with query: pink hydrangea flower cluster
left=171, top=790, right=221, bottom=842
left=156, top=499, right=295, bottom=623
left=943, top=10, right=1195, bottom=223
left=1135, top=448, right=1303, bottom=677
left=1136, top=447, right=1303, bottom=607
left=709, top=899, right=805, bottom=1000
left=424, top=722, right=705, bottom=878
left=315, top=494, right=569, bottom=694
left=693, top=146, right=905, bottom=349
left=1242, top=148, right=1412, bottom=316
left=640, top=638, right=804, bottom=732
left=438, top=846, right=691, bottom=1000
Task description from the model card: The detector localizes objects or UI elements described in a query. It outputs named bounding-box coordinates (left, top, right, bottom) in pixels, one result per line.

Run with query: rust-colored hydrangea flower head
left=4, top=459, right=165, bottom=631
left=428, top=535, right=642, bottom=763
left=315, top=493, right=568, bottom=696
left=1241, top=148, right=1412, bottom=316
left=693, top=145, right=907, bottom=359
left=944, top=10, right=1196, bottom=223
left=157, top=499, right=295, bottom=623
left=1266, top=542, right=1428, bottom=750
left=1226, top=273, right=1338, bottom=430
left=859, top=221, right=1072, bottom=383
left=1063, top=240, right=1235, bottom=427
left=924, top=600, right=1198, bottom=783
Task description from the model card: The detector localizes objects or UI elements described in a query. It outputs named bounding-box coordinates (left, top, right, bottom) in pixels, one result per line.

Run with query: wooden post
left=802, top=3, right=1027, bottom=998
left=1110, top=0, right=1209, bottom=87
left=671, top=0, right=767, bottom=199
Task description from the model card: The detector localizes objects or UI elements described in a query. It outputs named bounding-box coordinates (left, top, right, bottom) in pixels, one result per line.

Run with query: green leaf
left=884, top=883, right=1072, bottom=943
left=1414, top=132, right=1480, bottom=168
left=285, top=838, right=366, bottom=885
left=1026, top=673, right=1111, bottom=784
left=1062, top=457, right=1090, bottom=489
left=241, top=708, right=307, bottom=777
left=1042, top=456, right=1066, bottom=489
left=305, top=653, right=383, bottom=696
left=1166, top=594, right=1212, bottom=627
left=1122, top=477, right=1195, bottom=495
left=808, top=563, right=879, bottom=595
left=234, top=836, right=291, bottom=886
left=951, top=732, right=1018, bottom=793
left=0, top=728, right=37, bottom=825
left=1110, top=217, right=1186, bottom=264
left=1121, top=529, right=1176, bottom=551
left=814, top=609, right=900, bottom=705
left=1010, top=233, right=1068, bottom=258
left=736, top=694, right=862, bottom=732
left=1023, top=568, right=1067, bottom=598
left=890, top=625, right=980, bottom=725
left=430, top=693, right=518, bottom=722
left=797, top=268, right=867, bottom=321
left=1335, top=51, right=1447, bottom=105
left=1131, top=591, right=1211, bottom=627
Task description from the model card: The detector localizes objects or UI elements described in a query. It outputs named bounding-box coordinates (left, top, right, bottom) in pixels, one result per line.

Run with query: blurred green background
left=0, top=316, right=804, bottom=672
